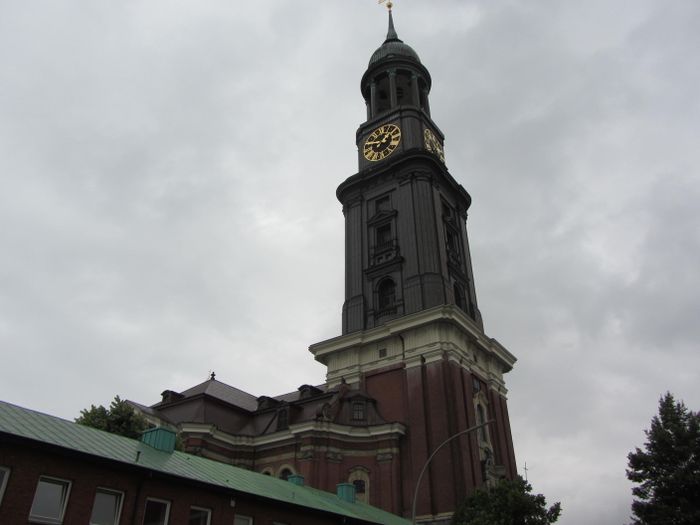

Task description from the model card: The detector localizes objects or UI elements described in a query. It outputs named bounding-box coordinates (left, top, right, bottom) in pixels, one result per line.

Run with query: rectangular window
left=29, top=476, right=72, bottom=524
left=352, top=402, right=366, bottom=421
left=0, top=466, right=10, bottom=506
left=143, top=498, right=170, bottom=525
left=376, top=224, right=391, bottom=247
left=188, top=506, right=211, bottom=525
left=90, top=488, right=123, bottom=525
left=234, top=516, right=253, bottom=525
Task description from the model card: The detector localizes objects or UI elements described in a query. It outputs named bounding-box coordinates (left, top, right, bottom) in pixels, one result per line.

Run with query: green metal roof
left=0, top=400, right=409, bottom=525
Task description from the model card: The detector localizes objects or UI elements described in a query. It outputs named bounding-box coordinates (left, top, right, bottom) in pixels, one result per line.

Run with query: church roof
left=368, top=10, right=421, bottom=66
left=0, top=400, right=410, bottom=525
left=177, top=378, right=259, bottom=411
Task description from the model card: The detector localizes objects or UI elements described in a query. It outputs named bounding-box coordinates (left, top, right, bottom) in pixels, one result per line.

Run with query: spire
left=386, top=9, right=401, bottom=42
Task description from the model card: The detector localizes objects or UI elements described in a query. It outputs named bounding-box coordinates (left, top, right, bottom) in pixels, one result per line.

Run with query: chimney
left=141, top=427, right=176, bottom=453
left=336, top=483, right=356, bottom=503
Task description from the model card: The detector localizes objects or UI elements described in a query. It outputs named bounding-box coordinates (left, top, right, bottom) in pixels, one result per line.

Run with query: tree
left=451, top=476, right=561, bottom=525
left=76, top=395, right=148, bottom=439
left=626, top=392, right=700, bottom=525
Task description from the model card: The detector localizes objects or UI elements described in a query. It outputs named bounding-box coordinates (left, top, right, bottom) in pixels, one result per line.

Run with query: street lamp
left=411, top=419, right=495, bottom=525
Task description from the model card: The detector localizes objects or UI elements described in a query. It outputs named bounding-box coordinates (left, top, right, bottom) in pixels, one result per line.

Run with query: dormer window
left=276, top=408, right=289, bottom=431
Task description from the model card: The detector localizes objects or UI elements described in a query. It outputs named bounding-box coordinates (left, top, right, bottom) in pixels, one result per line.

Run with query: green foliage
left=451, top=476, right=561, bottom=525
left=626, top=392, right=700, bottom=525
left=76, top=395, right=148, bottom=439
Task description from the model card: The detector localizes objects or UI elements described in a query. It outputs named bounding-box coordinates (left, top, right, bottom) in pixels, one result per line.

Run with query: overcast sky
left=1, top=1, right=698, bottom=524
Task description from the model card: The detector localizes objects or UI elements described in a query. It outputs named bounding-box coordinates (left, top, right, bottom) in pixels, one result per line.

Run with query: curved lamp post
left=411, top=419, right=495, bottom=525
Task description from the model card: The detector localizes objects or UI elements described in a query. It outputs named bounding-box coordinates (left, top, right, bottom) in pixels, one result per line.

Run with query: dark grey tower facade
left=339, top=13, right=482, bottom=334
left=312, top=13, right=517, bottom=522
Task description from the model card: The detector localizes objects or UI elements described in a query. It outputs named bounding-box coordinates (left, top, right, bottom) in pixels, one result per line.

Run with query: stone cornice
left=309, top=304, right=517, bottom=372
left=179, top=421, right=406, bottom=449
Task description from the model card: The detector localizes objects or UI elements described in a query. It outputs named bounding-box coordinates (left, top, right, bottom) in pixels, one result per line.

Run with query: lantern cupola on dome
left=361, top=9, right=432, bottom=119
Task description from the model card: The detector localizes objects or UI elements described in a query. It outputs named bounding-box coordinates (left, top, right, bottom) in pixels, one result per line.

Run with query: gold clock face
left=363, top=124, right=401, bottom=162
left=424, top=128, right=445, bottom=163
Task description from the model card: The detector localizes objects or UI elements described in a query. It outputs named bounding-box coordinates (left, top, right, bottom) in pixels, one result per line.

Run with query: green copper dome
left=368, top=11, right=421, bottom=66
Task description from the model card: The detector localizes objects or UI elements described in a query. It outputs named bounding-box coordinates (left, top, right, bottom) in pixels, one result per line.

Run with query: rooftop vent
left=287, top=474, right=305, bottom=486
left=336, top=483, right=356, bottom=504
left=141, top=427, right=176, bottom=453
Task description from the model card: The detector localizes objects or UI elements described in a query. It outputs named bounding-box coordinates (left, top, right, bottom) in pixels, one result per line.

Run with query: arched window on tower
left=377, top=279, right=396, bottom=311
left=454, top=283, right=467, bottom=312
left=375, top=74, right=391, bottom=114
left=395, top=71, right=415, bottom=106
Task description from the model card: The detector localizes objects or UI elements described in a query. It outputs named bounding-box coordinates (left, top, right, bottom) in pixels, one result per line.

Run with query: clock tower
left=145, top=9, right=519, bottom=525
left=339, top=10, right=482, bottom=336
left=311, top=9, right=518, bottom=523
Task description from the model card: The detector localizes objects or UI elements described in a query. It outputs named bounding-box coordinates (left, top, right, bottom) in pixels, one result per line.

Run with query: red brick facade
left=0, top=439, right=393, bottom=525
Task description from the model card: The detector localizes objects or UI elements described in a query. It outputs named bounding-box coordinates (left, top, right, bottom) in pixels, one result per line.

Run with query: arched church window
left=279, top=467, right=294, bottom=481
left=377, top=279, right=396, bottom=310
left=348, top=467, right=370, bottom=504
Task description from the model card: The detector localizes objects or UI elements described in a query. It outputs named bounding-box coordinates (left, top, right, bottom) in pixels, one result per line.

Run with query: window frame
left=234, top=515, right=253, bottom=525
left=143, top=497, right=171, bottom=525
left=377, top=278, right=396, bottom=310
left=0, top=466, right=10, bottom=507
left=352, top=401, right=366, bottom=421
left=375, top=223, right=392, bottom=247
left=29, top=475, right=72, bottom=525
left=348, top=467, right=370, bottom=504
left=188, top=505, right=212, bottom=525
left=89, top=487, right=124, bottom=525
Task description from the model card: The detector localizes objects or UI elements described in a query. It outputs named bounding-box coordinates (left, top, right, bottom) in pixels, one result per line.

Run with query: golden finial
left=379, top=0, right=393, bottom=12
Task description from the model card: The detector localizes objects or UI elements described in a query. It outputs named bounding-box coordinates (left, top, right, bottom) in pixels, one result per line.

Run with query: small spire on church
left=210, top=371, right=216, bottom=381
left=379, top=0, right=400, bottom=42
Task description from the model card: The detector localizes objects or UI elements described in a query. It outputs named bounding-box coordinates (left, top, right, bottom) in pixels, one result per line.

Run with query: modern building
left=0, top=400, right=410, bottom=525
left=136, top=10, right=518, bottom=525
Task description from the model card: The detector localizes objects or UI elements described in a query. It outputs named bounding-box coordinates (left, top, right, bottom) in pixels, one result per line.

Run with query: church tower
left=340, top=9, right=481, bottom=335
left=145, top=9, right=518, bottom=525
left=310, top=9, right=518, bottom=523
